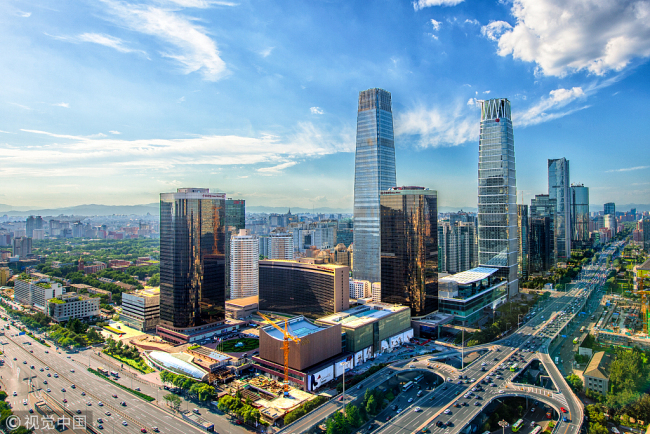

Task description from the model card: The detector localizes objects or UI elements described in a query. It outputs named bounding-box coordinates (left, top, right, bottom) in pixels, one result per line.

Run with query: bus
left=573, top=338, right=578, bottom=344
left=511, top=419, right=524, bottom=432
left=580, top=326, right=586, bottom=333
left=97, top=367, right=109, bottom=375
left=531, top=426, right=543, bottom=434
left=510, top=363, right=518, bottom=372
left=403, top=381, right=414, bottom=391
left=414, top=374, right=425, bottom=383
left=110, top=371, right=119, bottom=378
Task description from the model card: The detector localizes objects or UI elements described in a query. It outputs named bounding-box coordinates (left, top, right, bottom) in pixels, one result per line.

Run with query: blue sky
left=1, top=0, right=649, bottom=211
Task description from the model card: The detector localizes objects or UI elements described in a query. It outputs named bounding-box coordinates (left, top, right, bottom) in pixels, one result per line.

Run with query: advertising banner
left=363, top=346, right=373, bottom=361
left=355, top=351, right=363, bottom=367
left=335, top=355, right=354, bottom=376
left=309, top=365, right=334, bottom=391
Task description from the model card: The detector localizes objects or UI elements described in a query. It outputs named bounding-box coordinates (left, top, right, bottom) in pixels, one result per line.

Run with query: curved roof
left=148, top=351, right=208, bottom=381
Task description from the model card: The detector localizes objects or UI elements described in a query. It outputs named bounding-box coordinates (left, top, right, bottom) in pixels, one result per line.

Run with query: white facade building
left=14, top=277, right=63, bottom=311
left=371, top=282, right=381, bottom=302
left=349, top=279, right=371, bottom=299
left=121, top=288, right=160, bottom=331
left=268, top=232, right=294, bottom=260
left=47, top=293, right=100, bottom=322
left=230, top=229, right=259, bottom=299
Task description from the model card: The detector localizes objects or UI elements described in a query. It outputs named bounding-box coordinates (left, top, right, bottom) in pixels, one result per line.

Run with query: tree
left=345, top=403, right=362, bottom=428
left=566, top=374, right=584, bottom=392
left=163, top=393, right=181, bottom=410
left=366, top=395, right=377, bottom=415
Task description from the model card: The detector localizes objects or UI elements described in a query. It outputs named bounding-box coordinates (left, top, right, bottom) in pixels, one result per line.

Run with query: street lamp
left=499, top=419, right=509, bottom=434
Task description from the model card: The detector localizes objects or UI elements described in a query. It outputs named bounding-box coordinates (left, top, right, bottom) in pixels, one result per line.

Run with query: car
left=63, top=399, right=68, bottom=403
left=141, top=429, right=147, bottom=433
left=45, top=367, right=49, bottom=370
left=112, top=394, right=117, bottom=398
left=87, top=402, right=92, bottom=406
left=54, top=374, right=58, bottom=378
left=386, top=416, right=392, bottom=421
left=70, top=369, right=75, bottom=373
left=152, top=428, right=159, bottom=433
left=357, top=385, right=362, bottom=390
left=442, top=386, right=447, bottom=390
left=122, top=421, right=128, bottom=426
left=98, top=419, right=104, bottom=424
left=98, top=425, right=103, bottom=430
left=436, top=421, right=444, bottom=427
left=414, top=407, right=422, bottom=412
left=444, top=409, right=451, bottom=414
left=235, top=420, right=243, bottom=425
left=561, top=407, right=567, bottom=413
left=105, top=412, right=111, bottom=416
left=13, top=357, right=16, bottom=361
left=71, top=384, right=76, bottom=389
left=499, top=390, right=504, bottom=393
left=40, top=368, right=44, bottom=372
left=120, top=401, right=126, bottom=406
left=396, top=408, right=402, bottom=414
left=531, top=408, right=535, bottom=413
left=474, top=402, right=482, bottom=406
left=23, top=361, right=27, bottom=364
left=46, top=388, right=51, bottom=392
left=81, top=391, right=86, bottom=396
left=45, top=350, right=48, bottom=353
left=563, top=417, right=569, bottom=422
left=22, top=399, right=27, bottom=405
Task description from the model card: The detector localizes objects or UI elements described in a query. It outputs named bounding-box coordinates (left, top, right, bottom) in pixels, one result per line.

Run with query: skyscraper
left=230, top=229, right=259, bottom=299
left=548, top=158, right=571, bottom=262
left=517, top=204, right=529, bottom=280
left=642, top=219, right=650, bottom=253
left=159, top=188, right=227, bottom=330
left=604, top=203, right=616, bottom=217
left=26, top=216, right=44, bottom=238
left=478, top=98, right=518, bottom=297
left=530, top=194, right=556, bottom=272
left=438, top=221, right=477, bottom=275
left=224, top=198, right=245, bottom=299
left=353, top=88, right=397, bottom=284
left=380, top=187, right=438, bottom=317
left=267, top=232, right=294, bottom=260
left=570, top=184, right=590, bottom=249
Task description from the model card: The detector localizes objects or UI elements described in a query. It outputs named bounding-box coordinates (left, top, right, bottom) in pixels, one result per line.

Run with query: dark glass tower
left=517, top=204, right=529, bottom=280
left=548, top=158, right=571, bottom=262
left=570, top=184, right=590, bottom=249
left=380, top=187, right=438, bottom=317
left=530, top=194, right=556, bottom=272
left=159, top=188, right=227, bottom=329
left=353, top=88, right=397, bottom=284
left=478, top=98, right=518, bottom=297
left=225, top=198, right=246, bottom=299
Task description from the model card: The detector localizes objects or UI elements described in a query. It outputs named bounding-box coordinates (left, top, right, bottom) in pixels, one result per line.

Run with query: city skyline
left=1, top=0, right=649, bottom=209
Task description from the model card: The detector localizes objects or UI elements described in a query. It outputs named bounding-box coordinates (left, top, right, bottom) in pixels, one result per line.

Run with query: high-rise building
left=266, top=232, right=294, bottom=260
left=336, top=220, right=354, bottom=247
left=570, top=184, right=590, bottom=249
left=530, top=194, right=556, bottom=267
left=380, top=187, right=438, bottom=317
left=529, top=217, right=553, bottom=273
left=517, top=204, right=529, bottom=280
left=643, top=219, right=650, bottom=252
left=230, top=229, right=259, bottom=299
left=226, top=199, right=246, bottom=230
left=12, top=237, right=32, bottom=257
left=477, top=98, right=518, bottom=297
left=258, top=259, right=349, bottom=319
left=548, top=158, right=571, bottom=262
left=604, top=203, right=616, bottom=217
left=353, top=88, right=397, bottom=283
left=26, top=216, right=44, bottom=238
left=438, top=221, right=477, bottom=275
left=159, top=188, right=227, bottom=330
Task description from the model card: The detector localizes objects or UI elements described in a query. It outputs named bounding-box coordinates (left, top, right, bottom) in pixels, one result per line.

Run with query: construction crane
left=257, top=312, right=301, bottom=397
left=634, top=277, right=649, bottom=334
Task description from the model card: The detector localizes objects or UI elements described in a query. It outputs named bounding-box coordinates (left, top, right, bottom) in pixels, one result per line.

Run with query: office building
left=266, top=232, right=294, bottom=260
left=353, top=88, right=397, bottom=283
left=517, top=204, right=529, bottom=280
left=604, top=203, right=616, bottom=217
left=226, top=199, right=245, bottom=230
left=477, top=98, right=518, bottom=297
left=316, top=302, right=412, bottom=356
left=530, top=194, right=556, bottom=268
left=438, top=221, right=477, bottom=275
left=258, top=259, right=349, bottom=319
left=0, top=267, right=11, bottom=286
left=32, top=229, right=45, bottom=240
left=291, top=223, right=336, bottom=253
left=349, top=279, right=371, bottom=299
left=14, top=276, right=63, bottom=311
left=229, top=229, right=259, bottom=299
left=336, top=220, right=353, bottom=247
left=604, top=215, right=617, bottom=237
left=26, top=216, right=44, bottom=238
left=437, top=267, right=507, bottom=326
left=529, top=216, right=553, bottom=274
left=583, top=352, right=612, bottom=397
left=380, top=187, right=438, bottom=317
left=121, top=287, right=161, bottom=331
left=225, top=295, right=258, bottom=320
left=571, top=184, right=590, bottom=249
left=159, top=188, right=227, bottom=331
left=371, top=282, right=381, bottom=302
left=12, top=236, right=32, bottom=257
left=47, top=292, right=100, bottom=322
left=643, top=219, right=650, bottom=252
left=548, top=158, right=571, bottom=262
left=331, top=243, right=351, bottom=266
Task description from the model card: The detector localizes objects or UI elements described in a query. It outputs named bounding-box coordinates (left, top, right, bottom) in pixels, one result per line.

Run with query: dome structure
left=147, top=351, right=208, bottom=381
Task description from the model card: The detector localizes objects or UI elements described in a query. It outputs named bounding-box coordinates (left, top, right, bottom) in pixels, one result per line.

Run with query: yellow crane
left=257, top=312, right=301, bottom=397
left=634, top=277, right=649, bottom=334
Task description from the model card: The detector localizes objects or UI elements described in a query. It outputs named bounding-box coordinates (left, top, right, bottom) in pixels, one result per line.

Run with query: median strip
left=87, top=367, right=155, bottom=402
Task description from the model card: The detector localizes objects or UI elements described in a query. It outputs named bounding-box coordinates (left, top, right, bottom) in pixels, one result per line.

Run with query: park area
left=219, top=338, right=259, bottom=353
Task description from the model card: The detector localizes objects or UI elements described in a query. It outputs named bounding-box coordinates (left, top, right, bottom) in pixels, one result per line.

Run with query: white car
left=444, top=409, right=451, bottom=414
left=122, top=421, right=128, bottom=426
left=408, top=398, right=413, bottom=403
left=499, top=390, right=505, bottom=393
left=414, top=407, right=422, bottom=412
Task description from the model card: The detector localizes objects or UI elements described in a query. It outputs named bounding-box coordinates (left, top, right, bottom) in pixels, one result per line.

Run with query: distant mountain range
left=0, top=202, right=647, bottom=217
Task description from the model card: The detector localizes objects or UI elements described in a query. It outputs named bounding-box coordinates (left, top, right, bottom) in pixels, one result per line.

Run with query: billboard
left=309, top=365, right=334, bottom=391
left=335, top=355, right=354, bottom=376
left=363, top=346, right=373, bottom=361
left=355, top=351, right=363, bottom=367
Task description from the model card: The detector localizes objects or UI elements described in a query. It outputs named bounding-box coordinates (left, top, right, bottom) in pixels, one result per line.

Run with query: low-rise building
left=47, top=292, right=100, bottom=322
left=225, top=296, right=258, bottom=320
left=583, top=351, right=613, bottom=397
left=69, top=283, right=113, bottom=302
left=120, top=287, right=160, bottom=331
left=14, top=276, right=63, bottom=311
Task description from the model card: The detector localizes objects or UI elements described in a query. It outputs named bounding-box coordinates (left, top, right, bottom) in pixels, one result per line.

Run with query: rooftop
left=584, top=351, right=613, bottom=380
left=226, top=295, right=259, bottom=308
left=638, top=258, right=650, bottom=272
left=133, top=287, right=160, bottom=297
left=439, top=267, right=499, bottom=285
left=259, top=259, right=348, bottom=271
left=317, top=302, right=409, bottom=329
left=262, top=316, right=326, bottom=341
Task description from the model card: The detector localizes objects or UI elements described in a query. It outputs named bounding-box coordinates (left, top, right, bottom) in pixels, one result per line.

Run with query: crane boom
left=258, top=312, right=300, bottom=396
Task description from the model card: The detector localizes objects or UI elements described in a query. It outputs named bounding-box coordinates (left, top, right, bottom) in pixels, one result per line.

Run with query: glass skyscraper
left=477, top=98, right=518, bottom=297
left=159, top=188, right=227, bottom=329
left=548, top=158, right=571, bottom=262
left=530, top=194, right=556, bottom=272
left=517, top=204, right=529, bottom=280
left=380, top=187, right=438, bottom=316
left=570, top=184, right=590, bottom=249
left=353, top=88, right=397, bottom=283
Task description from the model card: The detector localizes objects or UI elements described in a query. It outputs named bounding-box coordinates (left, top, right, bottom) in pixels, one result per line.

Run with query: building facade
left=159, top=188, right=227, bottom=330
left=121, top=288, right=161, bottom=331
left=349, top=279, right=371, bottom=299
left=477, top=98, right=518, bottom=297
left=14, top=277, right=63, bottom=311
left=12, top=237, right=32, bottom=257
left=643, top=219, right=650, bottom=252
left=517, top=204, right=529, bottom=280
left=529, top=216, right=553, bottom=273
left=530, top=194, right=556, bottom=269
left=583, top=351, right=612, bottom=397
left=258, top=259, right=349, bottom=318
left=571, top=184, right=590, bottom=249
left=380, top=187, right=438, bottom=316
left=26, top=216, right=44, bottom=238
left=548, top=158, right=571, bottom=262
left=229, top=229, right=259, bottom=299
left=353, top=88, right=397, bottom=284
left=604, top=203, right=616, bottom=217
left=267, top=232, right=294, bottom=260
left=47, top=293, right=100, bottom=322
left=438, top=221, right=477, bottom=275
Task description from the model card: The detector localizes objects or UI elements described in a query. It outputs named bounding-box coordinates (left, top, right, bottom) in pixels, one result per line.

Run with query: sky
left=1, top=0, right=649, bottom=211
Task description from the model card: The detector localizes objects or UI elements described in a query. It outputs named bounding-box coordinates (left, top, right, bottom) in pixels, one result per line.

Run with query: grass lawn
left=219, top=338, right=259, bottom=353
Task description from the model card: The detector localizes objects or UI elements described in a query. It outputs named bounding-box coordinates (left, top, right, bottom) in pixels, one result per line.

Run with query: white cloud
left=606, top=165, right=650, bottom=173
left=100, top=0, right=227, bottom=81
left=310, top=107, right=324, bottom=115
left=9, top=102, right=31, bottom=110
left=109, top=131, right=121, bottom=135
left=0, top=130, right=14, bottom=134
left=164, top=0, right=237, bottom=7
left=78, top=33, right=145, bottom=55
left=413, top=0, right=464, bottom=10
left=177, top=96, right=185, bottom=103
left=483, top=90, right=491, bottom=94
left=514, top=87, right=587, bottom=126
left=17, top=11, right=31, bottom=17
left=395, top=103, right=479, bottom=148
left=467, top=98, right=479, bottom=106
left=431, top=19, right=442, bottom=31
left=464, top=19, right=480, bottom=25
left=52, top=102, right=70, bottom=108
left=481, top=20, right=512, bottom=41
left=259, top=47, right=274, bottom=58
left=257, top=162, right=297, bottom=174
left=485, top=0, right=650, bottom=77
